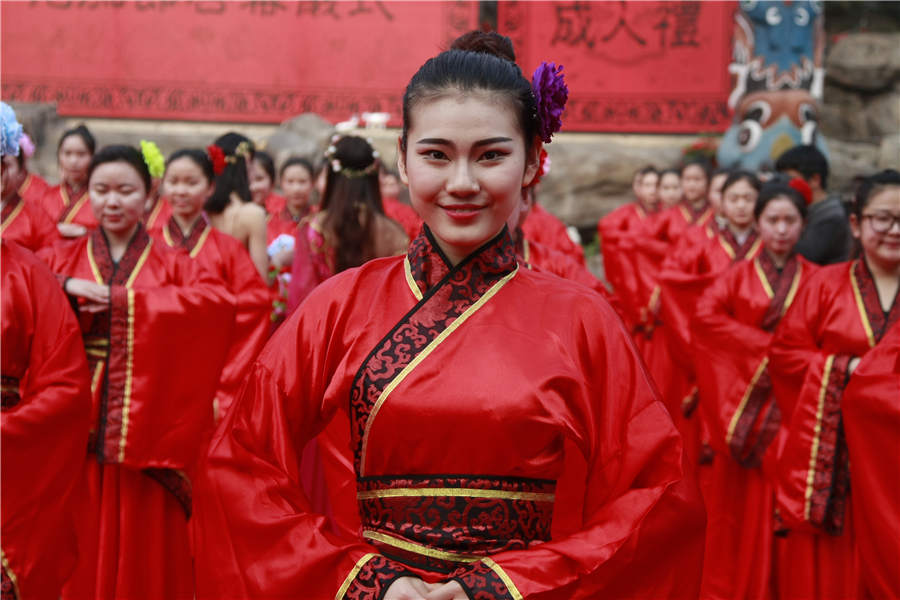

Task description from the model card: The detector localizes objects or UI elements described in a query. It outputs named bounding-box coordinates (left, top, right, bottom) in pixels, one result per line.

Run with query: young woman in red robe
left=842, top=321, right=900, bottom=599
left=1, top=118, right=93, bottom=600
left=193, top=31, right=705, bottom=600
left=2, top=152, right=59, bottom=252
left=205, top=133, right=269, bottom=279
left=692, top=180, right=817, bottom=600
left=286, top=136, right=408, bottom=312
left=379, top=164, right=423, bottom=241
left=770, top=169, right=900, bottom=600
left=250, top=150, right=286, bottom=214
left=40, top=124, right=97, bottom=238
left=266, top=156, right=314, bottom=245
left=13, top=132, right=51, bottom=206
left=597, top=166, right=659, bottom=335
left=38, top=145, right=234, bottom=600
left=157, top=148, right=271, bottom=420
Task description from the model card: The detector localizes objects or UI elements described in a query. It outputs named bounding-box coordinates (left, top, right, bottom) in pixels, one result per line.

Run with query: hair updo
left=207, top=132, right=255, bottom=214
left=58, top=124, right=96, bottom=155
left=401, top=31, right=538, bottom=152
left=166, top=148, right=216, bottom=185
left=721, top=170, right=761, bottom=196
left=88, top=145, right=152, bottom=193
left=852, top=169, right=900, bottom=219
left=754, top=176, right=808, bottom=220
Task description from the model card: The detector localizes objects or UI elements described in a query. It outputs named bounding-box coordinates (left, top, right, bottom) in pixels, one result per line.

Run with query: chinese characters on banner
left=500, top=1, right=735, bottom=133
left=0, top=1, right=477, bottom=125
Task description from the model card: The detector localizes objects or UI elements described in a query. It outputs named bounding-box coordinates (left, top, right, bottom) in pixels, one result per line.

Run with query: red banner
left=498, top=1, right=735, bottom=133
left=1, top=1, right=477, bottom=125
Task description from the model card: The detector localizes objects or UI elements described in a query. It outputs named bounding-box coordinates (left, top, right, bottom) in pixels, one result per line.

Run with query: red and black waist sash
left=357, top=474, right=555, bottom=573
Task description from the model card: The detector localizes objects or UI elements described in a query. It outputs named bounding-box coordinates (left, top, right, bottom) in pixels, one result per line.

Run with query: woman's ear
left=849, top=213, right=861, bottom=239
left=522, top=139, right=542, bottom=188
left=397, top=137, right=409, bottom=186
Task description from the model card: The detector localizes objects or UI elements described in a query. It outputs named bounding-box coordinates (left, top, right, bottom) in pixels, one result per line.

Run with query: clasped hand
left=64, top=278, right=110, bottom=313
left=383, top=577, right=467, bottom=600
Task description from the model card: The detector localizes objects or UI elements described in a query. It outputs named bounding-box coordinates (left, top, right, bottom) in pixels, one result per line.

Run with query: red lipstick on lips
left=440, top=203, right=485, bottom=221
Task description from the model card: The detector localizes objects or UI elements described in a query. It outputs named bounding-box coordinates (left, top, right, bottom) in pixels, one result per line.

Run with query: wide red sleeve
left=693, top=266, right=775, bottom=465
left=102, top=254, right=235, bottom=473
left=192, top=276, right=391, bottom=599
left=1, top=242, right=92, bottom=600
left=841, top=322, right=900, bottom=599
left=214, top=237, right=272, bottom=419
left=450, top=297, right=705, bottom=600
left=769, top=277, right=852, bottom=534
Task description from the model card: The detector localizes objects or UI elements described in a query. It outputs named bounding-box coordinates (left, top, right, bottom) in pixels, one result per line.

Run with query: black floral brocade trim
left=452, top=562, right=516, bottom=600
left=89, top=225, right=151, bottom=285
left=143, top=468, right=192, bottom=519
left=855, top=259, right=900, bottom=342
left=358, top=475, right=554, bottom=573
left=349, top=227, right=517, bottom=474
left=807, top=354, right=851, bottom=535
left=344, top=555, right=412, bottom=600
left=0, top=566, right=16, bottom=600
left=165, top=215, right=207, bottom=251
left=729, top=369, right=781, bottom=468
left=721, top=228, right=759, bottom=261
left=758, top=252, right=799, bottom=332
left=0, top=376, right=21, bottom=411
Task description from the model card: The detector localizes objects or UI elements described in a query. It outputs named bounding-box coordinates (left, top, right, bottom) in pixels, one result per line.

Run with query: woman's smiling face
left=399, top=90, right=539, bottom=265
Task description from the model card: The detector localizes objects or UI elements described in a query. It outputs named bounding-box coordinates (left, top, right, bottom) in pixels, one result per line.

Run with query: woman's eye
left=422, top=150, right=447, bottom=160
left=480, top=150, right=506, bottom=161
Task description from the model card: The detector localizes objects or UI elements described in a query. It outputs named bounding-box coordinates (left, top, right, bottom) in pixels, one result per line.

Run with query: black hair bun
left=450, top=31, right=516, bottom=63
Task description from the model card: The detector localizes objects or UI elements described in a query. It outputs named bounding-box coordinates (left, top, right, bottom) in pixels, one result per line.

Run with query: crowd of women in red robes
left=1, top=26, right=898, bottom=600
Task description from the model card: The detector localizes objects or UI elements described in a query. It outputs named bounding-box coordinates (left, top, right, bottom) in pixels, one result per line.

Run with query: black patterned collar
left=406, top=225, right=518, bottom=295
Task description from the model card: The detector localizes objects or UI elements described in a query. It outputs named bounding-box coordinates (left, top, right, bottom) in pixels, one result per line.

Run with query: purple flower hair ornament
left=531, top=62, right=568, bottom=143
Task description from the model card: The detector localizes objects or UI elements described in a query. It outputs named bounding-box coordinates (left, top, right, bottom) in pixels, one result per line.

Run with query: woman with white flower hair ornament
left=284, top=134, right=408, bottom=312
left=193, top=30, right=705, bottom=600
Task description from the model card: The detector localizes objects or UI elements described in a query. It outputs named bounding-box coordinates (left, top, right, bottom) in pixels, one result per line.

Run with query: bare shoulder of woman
left=236, top=202, right=267, bottom=232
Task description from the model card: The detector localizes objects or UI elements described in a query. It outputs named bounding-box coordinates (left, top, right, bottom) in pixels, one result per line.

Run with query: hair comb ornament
left=324, top=139, right=379, bottom=179
left=225, top=140, right=252, bottom=164
left=531, top=62, right=568, bottom=144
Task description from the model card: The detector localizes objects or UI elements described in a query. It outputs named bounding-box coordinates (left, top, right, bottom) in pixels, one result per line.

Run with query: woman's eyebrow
left=415, top=136, right=513, bottom=147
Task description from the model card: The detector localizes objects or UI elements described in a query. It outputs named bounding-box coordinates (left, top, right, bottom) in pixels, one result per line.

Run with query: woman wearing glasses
left=769, top=169, right=900, bottom=600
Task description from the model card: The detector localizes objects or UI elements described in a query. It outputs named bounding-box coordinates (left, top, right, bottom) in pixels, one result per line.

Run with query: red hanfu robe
left=624, top=204, right=715, bottom=342
left=17, top=171, right=51, bottom=206
left=521, top=202, right=585, bottom=265
left=382, top=196, right=422, bottom=242
left=266, top=206, right=308, bottom=245
left=155, top=215, right=271, bottom=419
left=193, top=226, right=705, bottom=600
left=519, top=236, right=618, bottom=308
left=692, top=252, right=816, bottom=600
left=1, top=192, right=59, bottom=252
left=39, top=226, right=234, bottom=600
left=40, top=182, right=97, bottom=230
left=842, top=322, right=900, bottom=598
left=264, top=191, right=286, bottom=215
left=597, top=202, right=654, bottom=330
left=1, top=240, right=92, bottom=600
left=770, top=259, right=899, bottom=600
left=143, top=194, right=172, bottom=235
